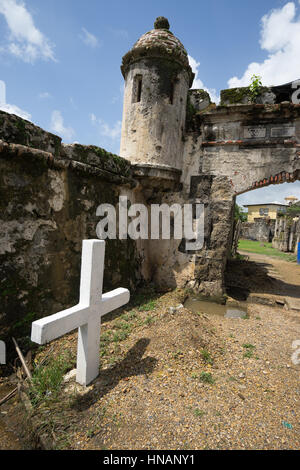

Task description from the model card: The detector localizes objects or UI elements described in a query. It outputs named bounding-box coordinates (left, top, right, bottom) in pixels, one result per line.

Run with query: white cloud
left=90, top=113, right=122, bottom=140
left=0, top=0, right=56, bottom=63
left=38, top=91, right=51, bottom=99
left=229, top=2, right=300, bottom=88
left=237, top=181, right=300, bottom=207
left=0, top=79, right=31, bottom=119
left=80, top=27, right=100, bottom=48
left=50, top=110, right=75, bottom=141
left=188, top=55, right=219, bottom=103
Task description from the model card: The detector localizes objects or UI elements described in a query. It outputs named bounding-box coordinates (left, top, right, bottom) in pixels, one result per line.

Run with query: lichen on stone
left=220, top=86, right=272, bottom=105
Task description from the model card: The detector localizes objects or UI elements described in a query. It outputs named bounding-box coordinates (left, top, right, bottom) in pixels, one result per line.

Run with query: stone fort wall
left=0, top=111, right=144, bottom=343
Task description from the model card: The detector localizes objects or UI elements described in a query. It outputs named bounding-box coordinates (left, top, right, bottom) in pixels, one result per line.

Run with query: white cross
left=31, top=240, right=130, bottom=386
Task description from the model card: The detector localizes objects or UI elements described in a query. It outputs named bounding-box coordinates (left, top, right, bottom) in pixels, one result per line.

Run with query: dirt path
left=239, top=250, right=300, bottom=289
left=239, top=250, right=300, bottom=304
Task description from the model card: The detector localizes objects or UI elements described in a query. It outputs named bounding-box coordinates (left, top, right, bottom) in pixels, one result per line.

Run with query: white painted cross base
left=31, top=240, right=130, bottom=386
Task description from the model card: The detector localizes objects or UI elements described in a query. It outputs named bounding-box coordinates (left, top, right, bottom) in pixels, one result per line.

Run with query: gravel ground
left=5, top=254, right=300, bottom=451
left=68, top=300, right=298, bottom=450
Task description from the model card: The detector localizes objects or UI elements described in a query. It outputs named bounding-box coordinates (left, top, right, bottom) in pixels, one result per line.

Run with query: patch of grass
left=193, top=408, right=206, bottom=418
left=101, top=330, right=113, bottom=343
left=144, top=315, right=154, bottom=325
left=114, top=320, right=132, bottom=333
left=199, top=371, right=215, bottom=384
left=243, top=350, right=254, bottom=358
left=243, top=343, right=256, bottom=358
left=128, top=311, right=137, bottom=320
left=30, top=352, right=74, bottom=406
left=138, top=300, right=157, bottom=312
left=112, top=330, right=129, bottom=342
left=238, top=240, right=296, bottom=262
left=200, top=349, right=213, bottom=365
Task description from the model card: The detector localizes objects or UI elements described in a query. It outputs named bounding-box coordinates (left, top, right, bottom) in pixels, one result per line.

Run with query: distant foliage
left=287, top=204, right=300, bottom=217
left=235, top=204, right=247, bottom=222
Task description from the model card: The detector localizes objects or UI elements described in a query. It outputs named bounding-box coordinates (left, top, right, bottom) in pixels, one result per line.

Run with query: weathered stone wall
left=0, top=112, right=142, bottom=344
left=240, top=218, right=275, bottom=242
left=273, top=215, right=300, bottom=253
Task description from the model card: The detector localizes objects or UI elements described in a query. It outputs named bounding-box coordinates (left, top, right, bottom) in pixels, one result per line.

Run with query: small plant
left=248, top=74, right=262, bottom=101
left=193, top=408, right=206, bottom=418
left=144, top=315, right=154, bottom=325
left=243, top=343, right=255, bottom=358
left=128, top=310, right=137, bottom=320
left=243, top=350, right=254, bottom=358
left=114, top=320, right=132, bottom=332
left=191, top=372, right=198, bottom=379
left=199, top=371, right=215, bottom=384
left=138, top=300, right=156, bottom=312
left=200, top=349, right=213, bottom=365
left=30, top=352, right=74, bottom=405
left=113, top=330, right=129, bottom=342
left=86, top=429, right=96, bottom=438
left=100, top=330, right=112, bottom=343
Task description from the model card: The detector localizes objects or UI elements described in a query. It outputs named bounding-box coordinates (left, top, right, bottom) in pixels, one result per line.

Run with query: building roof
left=243, top=202, right=288, bottom=207
left=121, top=17, right=194, bottom=84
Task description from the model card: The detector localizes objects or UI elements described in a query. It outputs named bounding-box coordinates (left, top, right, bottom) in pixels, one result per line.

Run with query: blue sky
left=0, top=0, right=300, bottom=205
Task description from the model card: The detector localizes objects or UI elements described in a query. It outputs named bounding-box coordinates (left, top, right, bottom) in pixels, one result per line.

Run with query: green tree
left=235, top=204, right=247, bottom=222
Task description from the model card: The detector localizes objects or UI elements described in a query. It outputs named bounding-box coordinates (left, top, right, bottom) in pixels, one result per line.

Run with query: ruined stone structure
left=119, top=17, right=300, bottom=296
left=240, top=218, right=275, bottom=243
left=273, top=211, right=300, bottom=253
left=1, top=17, right=300, bottom=339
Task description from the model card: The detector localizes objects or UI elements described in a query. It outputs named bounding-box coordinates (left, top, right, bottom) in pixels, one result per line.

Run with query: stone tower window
left=132, top=75, right=143, bottom=103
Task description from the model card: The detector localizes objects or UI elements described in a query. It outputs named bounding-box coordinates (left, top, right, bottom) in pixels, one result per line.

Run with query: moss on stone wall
left=63, top=144, right=131, bottom=177
left=220, top=87, right=252, bottom=105
left=220, top=86, right=271, bottom=105
left=0, top=110, right=62, bottom=155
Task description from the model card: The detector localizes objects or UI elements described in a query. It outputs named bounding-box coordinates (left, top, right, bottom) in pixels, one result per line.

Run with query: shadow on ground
left=71, top=338, right=157, bottom=411
left=225, top=258, right=300, bottom=300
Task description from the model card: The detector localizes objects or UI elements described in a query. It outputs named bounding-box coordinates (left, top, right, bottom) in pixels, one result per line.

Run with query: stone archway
left=181, top=100, right=300, bottom=297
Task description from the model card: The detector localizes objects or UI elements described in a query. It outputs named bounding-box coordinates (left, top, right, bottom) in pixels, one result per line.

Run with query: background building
left=243, top=202, right=287, bottom=222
